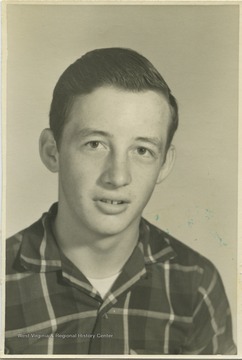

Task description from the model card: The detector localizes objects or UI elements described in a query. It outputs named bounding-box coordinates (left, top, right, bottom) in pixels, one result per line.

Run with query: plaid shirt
left=5, top=203, right=236, bottom=355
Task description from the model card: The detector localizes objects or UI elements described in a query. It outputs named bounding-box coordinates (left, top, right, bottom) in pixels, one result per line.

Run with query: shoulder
left=6, top=218, right=44, bottom=274
left=6, top=230, right=25, bottom=274
left=145, top=218, right=219, bottom=279
left=145, top=220, right=230, bottom=316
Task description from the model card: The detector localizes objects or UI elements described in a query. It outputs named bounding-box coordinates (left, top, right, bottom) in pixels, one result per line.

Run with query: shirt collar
left=140, top=219, right=177, bottom=264
left=19, top=203, right=177, bottom=274
left=19, top=203, right=62, bottom=272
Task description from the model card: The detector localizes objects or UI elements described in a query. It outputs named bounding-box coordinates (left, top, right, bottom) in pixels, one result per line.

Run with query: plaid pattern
left=5, top=203, right=236, bottom=355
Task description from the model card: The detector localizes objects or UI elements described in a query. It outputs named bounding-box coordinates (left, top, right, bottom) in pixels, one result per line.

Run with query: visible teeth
left=101, top=199, right=123, bottom=205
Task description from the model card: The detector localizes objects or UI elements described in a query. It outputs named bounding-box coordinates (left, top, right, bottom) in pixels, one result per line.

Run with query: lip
left=94, top=196, right=130, bottom=204
left=94, top=198, right=130, bottom=215
left=100, top=199, right=124, bottom=205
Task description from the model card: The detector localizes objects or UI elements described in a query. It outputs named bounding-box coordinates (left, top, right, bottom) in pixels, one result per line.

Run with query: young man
left=5, top=48, right=236, bottom=355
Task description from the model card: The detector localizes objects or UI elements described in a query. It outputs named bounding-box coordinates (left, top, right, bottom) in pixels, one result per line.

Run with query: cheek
left=133, top=165, right=161, bottom=187
left=60, top=158, right=100, bottom=193
left=132, top=177, right=158, bottom=205
left=59, top=157, right=82, bottom=191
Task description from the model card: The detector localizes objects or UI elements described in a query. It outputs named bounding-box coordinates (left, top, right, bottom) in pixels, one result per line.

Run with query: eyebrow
left=135, top=137, right=163, bottom=150
left=76, top=128, right=113, bottom=138
left=75, top=128, right=162, bottom=149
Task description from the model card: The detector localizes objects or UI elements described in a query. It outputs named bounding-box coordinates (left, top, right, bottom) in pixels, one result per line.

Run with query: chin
left=92, top=217, right=137, bottom=237
left=95, top=225, right=127, bottom=237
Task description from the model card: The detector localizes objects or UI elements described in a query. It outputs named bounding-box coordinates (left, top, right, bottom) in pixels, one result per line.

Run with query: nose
left=101, top=152, right=131, bottom=188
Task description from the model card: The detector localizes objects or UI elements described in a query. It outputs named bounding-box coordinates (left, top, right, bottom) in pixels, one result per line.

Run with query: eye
left=84, top=140, right=108, bottom=152
left=87, top=141, right=101, bottom=149
left=134, top=146, right=158, bottom=160
left=137, top=147, right=150, bottom=156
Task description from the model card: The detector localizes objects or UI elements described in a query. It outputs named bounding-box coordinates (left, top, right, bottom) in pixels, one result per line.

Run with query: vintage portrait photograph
left=2, top=2, right=240, bottom=358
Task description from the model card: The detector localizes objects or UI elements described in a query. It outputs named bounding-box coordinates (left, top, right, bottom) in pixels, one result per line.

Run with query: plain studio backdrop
left=5, top=4, right=238, bottom=342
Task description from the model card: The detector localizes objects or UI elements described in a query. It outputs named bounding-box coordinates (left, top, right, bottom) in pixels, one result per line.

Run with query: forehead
left=65, top=86, right=172, bottom=137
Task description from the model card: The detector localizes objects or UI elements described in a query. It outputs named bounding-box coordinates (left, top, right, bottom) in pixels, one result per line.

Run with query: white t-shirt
left=87, top=272, right=121, bottom=299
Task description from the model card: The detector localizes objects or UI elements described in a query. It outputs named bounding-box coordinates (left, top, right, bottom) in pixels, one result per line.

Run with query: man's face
left=57, top=86, right=174, bottom=237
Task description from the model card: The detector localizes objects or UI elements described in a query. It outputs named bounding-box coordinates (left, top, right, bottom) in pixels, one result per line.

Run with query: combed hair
left=49, top=48, right=179, bottom=149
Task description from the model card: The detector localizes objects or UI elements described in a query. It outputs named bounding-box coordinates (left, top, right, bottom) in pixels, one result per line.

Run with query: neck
left=53, top=208, right=140, bottom=279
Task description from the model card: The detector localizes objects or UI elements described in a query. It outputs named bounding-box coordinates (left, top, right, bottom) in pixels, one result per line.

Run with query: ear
left=39, top=129, right=59, bottom=173
left=156, top=145, right=176, bottom=184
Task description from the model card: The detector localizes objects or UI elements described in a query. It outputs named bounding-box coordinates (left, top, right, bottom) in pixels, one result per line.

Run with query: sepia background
left=6, top=4, right=239, bottom=341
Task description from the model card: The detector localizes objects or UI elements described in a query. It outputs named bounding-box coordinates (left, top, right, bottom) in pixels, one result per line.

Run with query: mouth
left=100, top=199, right=125, bottom=205
left=94, top=197, right=129, bottom=215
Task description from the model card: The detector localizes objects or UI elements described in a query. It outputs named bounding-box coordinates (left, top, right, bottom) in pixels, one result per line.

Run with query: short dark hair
left=49, top=48, right=178, bottom=150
